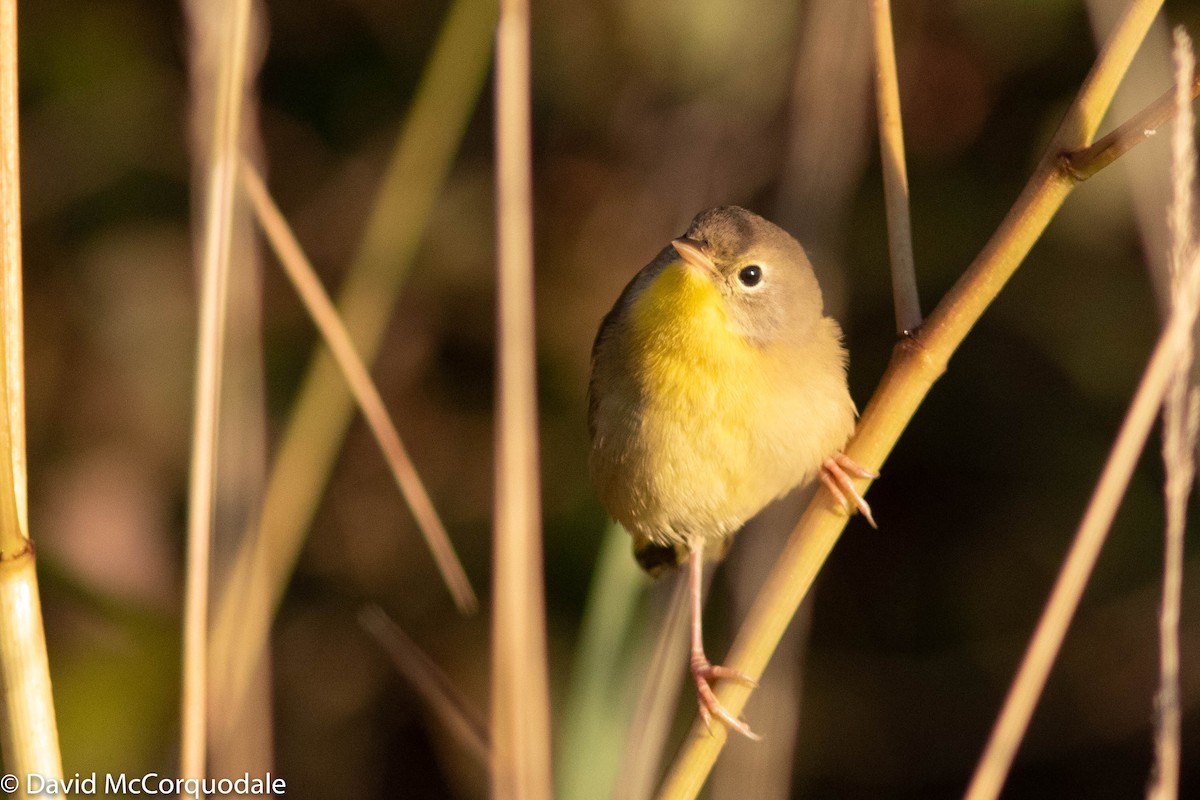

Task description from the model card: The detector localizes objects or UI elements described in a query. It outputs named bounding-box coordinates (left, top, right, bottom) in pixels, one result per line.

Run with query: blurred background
left=13, top=0, right=1200, bottom=797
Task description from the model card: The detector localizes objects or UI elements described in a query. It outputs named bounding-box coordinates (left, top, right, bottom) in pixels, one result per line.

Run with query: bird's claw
left=691, top=654, right=761, bottom=741
left=820, top=452, right=878, bottom=528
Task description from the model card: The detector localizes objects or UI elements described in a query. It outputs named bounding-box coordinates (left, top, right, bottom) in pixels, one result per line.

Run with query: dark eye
left=738, top=265, right=762, bottom=287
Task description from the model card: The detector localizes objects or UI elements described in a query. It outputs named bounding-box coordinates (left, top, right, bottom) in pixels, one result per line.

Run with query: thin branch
left=653, top=1, right=1166, bottom=796
left=490, top=0, right=552, bottom=795
left=1064, top=67, right=1200, bottom=181
left=240, top=159, right=477, bottom=613
left=870, top=0, right=920, bottom=334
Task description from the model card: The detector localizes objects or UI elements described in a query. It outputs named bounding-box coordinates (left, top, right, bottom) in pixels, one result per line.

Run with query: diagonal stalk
left=240, top=160, right=476, bottom=611
left=207, top=0, right=496, bottom=720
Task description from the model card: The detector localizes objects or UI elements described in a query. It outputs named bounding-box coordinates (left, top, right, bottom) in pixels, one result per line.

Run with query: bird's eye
left=738, top=265, right=763, bottom=287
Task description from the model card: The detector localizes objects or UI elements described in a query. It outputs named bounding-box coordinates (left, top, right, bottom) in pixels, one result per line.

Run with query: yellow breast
left=590, top=258, right=853, bottom=548
left=628, top=263, right=761, bottom=446
left=601, top=264, right=795, bottom=541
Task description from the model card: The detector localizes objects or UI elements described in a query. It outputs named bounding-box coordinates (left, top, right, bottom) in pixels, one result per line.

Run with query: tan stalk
left=1147, top=28, right=1200, bottom=800
left=186, top=0, right=270, bottom=777
left=207, top=0, right=495, bottom=718
left=870, top=0, right=920, bottom=334
left=654, top=1, right=1166, bottom=797
left=490, top=0, right=552, bottom=795
left=181, top=0, right=253, bottom=781
left=962, top=254, right=1200, bottom=800
left=0, top=1, right=63, bottom=794
left=359, top=606, right=489, bottom=766
left=968, top=27, right=1200, bottom=800
left=240, top=160, right=476, bottom=611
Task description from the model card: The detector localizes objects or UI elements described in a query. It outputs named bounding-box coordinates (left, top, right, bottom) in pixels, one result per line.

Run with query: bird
left=587, top=205, right=875, bottom=740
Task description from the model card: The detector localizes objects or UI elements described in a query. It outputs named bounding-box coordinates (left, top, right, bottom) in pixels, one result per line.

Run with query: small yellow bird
left=588, top=206, right=875, bottom=739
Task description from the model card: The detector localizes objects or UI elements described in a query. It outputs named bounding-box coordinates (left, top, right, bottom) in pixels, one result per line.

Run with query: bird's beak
left=672, top=237, right=718, bottom=278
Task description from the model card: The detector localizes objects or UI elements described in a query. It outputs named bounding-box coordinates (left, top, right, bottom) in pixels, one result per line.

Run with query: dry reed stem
left=655, top=1, right=1165, bottom=796
left=967, top=27, right=1200, bottom=800
left=0, top=557, right=61, bottom=799
left=240, top=160, right=477, bottom=612
left=962, top=263, right=1199, bottom=800
left=490, top=0, right=552, bottom=796
left=1147, top=28, right=1200, bottom=800
left=207, top=0, right=496, bottom=717
left=0, top=2, right=62, bottom=790
left=870, top=0, right=920, bottom=334
left=1167, top=32, right=1197, bottom=287
left=0, top=0, right=21, bottom=558
left=182, top=0, right=254, bottom=781
left=359, top=605, right=489, bottom=766
left=200, top=32, right=269, bottom=783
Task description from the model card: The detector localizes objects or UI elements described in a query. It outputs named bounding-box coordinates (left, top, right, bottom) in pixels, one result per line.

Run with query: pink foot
left=820, top=452, right=878, bottom=528
left=690, top=652, right=761, bottom=741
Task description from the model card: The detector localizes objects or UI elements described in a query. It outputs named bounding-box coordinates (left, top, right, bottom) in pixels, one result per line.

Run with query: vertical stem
left=0, top=3, right=62, bottom=794
left=182, top=0, right=253, bottom=782
left=1147, top=28, right=1199, bottom=800
left=0, top=0, right=20, bottom=556
left=0, top=557, right=61, bottom=800
left=490, top=0, right=552, bottom=797
left=870, top=0, right=920, bottom=334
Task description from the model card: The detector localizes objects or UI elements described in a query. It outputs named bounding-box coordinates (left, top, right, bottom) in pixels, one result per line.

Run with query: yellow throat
left=623, top=260, right=767, bottom=505
left=628, top=261, right=756, bottom=392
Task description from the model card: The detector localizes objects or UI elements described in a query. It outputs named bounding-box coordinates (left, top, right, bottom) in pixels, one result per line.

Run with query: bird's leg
left=820, top=452, right=878, bottom=529
left=688, top=539, right=761, bottom=741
